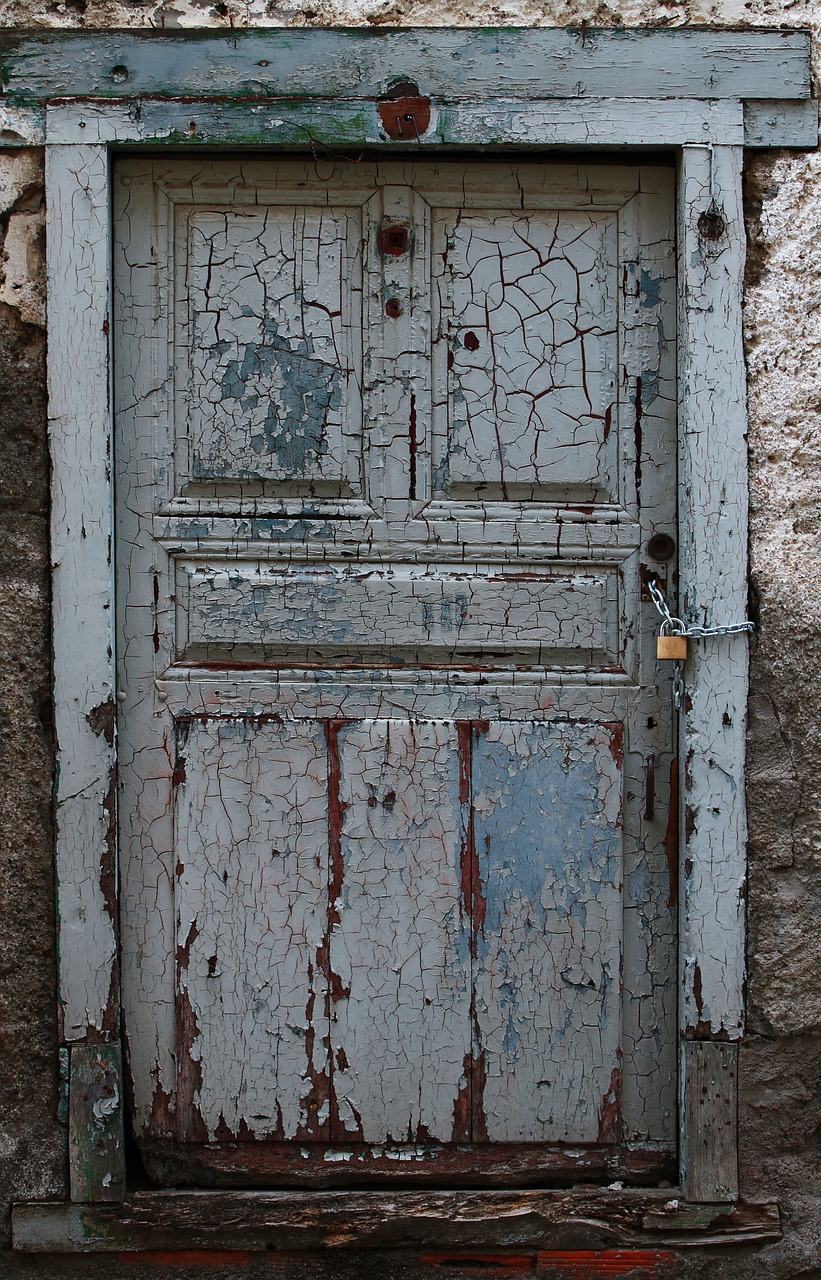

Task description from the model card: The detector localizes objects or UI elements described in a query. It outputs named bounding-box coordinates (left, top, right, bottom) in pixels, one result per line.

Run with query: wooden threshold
left=12, top=1190, right=781, bottom=1254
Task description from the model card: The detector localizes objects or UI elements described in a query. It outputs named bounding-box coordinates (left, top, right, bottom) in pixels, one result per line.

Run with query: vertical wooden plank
left=471, top=721, right=623, bottom=1144
left=684, top=1041, right=739, bottom=1202
left=174, top=718, right=330, bottom=1143
left=363, top=178, right=431, bottom=514
left=677, top=145, right=748, bottom=1042
left=330, top=720, right=471, bottom=1143
left=47, top=139, right=119, bottom=1049
left=69, top=1045, right=125, bottom=1203
left=677, top=144, right=748, bottom=1197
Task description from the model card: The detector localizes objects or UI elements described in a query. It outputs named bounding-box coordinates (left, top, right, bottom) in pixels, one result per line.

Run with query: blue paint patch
left=630, top=370, right=660, bottom=408
left=174, top=519, right=211, bottom=540
left=640, top=268, right=663, bottom=309
left=217, top=316, right=342, bottom=474
left=236, top=518, right=335, bottom=542
left=472, top=724, right=620, bottom=953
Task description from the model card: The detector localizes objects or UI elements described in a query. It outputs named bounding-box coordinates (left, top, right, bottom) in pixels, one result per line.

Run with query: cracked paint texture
left=435, top=211, right=616, bottom=501
left=113, top=157, right=677, bottom=1174
left=185, top=205, right=361, bottom=490
left=1, top=6, right=821, bottom=1280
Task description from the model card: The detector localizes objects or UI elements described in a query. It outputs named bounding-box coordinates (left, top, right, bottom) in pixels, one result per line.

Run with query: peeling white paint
left=114, top=156, right=678, bottom=1169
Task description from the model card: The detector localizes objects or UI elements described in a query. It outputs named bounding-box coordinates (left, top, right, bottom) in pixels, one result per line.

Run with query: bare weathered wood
left=68, top=1046, right=125, bottom=1203
left=47, top=142, right=119, bottom=1046
left=139, top=1141, right=672, bottom=1189
left=683, top=1042, right=738, bottom=1203
left=12, top=1191, right=781, bottom=1254
left=3, top=29, right=811, bottom=103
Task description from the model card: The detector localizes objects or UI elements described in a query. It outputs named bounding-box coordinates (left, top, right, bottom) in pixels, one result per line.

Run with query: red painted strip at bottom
left=536, top=1252, right=676, bottom=1277
left=115, top=1251, right=254, bottom=1267
left=421, top=1254, right=537, bottom=1271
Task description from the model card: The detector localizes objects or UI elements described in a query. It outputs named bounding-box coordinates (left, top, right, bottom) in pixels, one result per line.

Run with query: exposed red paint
left=378, top=223, right=411, bottom=255
left=602, top=403, right=612, bottom=445
left=472, top=1045, right=489, bottom=1142
left=153, top=572, right=160, bottom=653
left=535, top=1251, right=676, bottom=1277
left=100, top=765, right=118, bottom=923
left=451, top=1053, right=472, bottom=1143
left=684, top=804, right=697, bottom=842
left=607, top=723, right=624, bottom=771
left=378, top=96, right=431, bottom=140
left=175, top=984, right=208, bottom=1142
left=140, top=1137, right=675, bottom=1184
left=665, top=757, right=679, bottom=909
left=692, top=962, right=703, bottom=1020
left=421, top=1254, right=536, bottom=1272
left=299, top=960, right=333, bottom=1141
left=114, top=1252, right=254, bottom=1267
left=409, top=390, right=418, bottom=500
left=464, top=330, right=481, bottom=351
left=215, top=1113, right=257, bottom=1142
left=633, top=375, right=643, bottom=498
left=596, top=1065, right=622, bottom=1144
left=149, top=1081, right=175, bottom=1138
left=323, top=720, right=350, bottom=1141
left=176, top=919, right=199, bottom=972
left=86, top=696, right=116, bottom=746
left=171, top=756, right=186, bottom=788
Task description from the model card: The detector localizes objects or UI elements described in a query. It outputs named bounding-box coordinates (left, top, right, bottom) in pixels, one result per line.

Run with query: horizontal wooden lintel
left=0, top=28, right=811, bottom=106
left=12, top=1191, right=781, bottom=1254
left=0, top=96, right=814, bottom=149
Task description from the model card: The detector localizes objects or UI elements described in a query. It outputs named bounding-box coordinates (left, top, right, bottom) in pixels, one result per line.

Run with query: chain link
left=647, top=577, right=755, bottom=639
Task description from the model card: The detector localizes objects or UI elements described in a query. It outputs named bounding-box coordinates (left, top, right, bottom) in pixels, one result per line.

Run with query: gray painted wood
left=677, top=145, right=748, bottom=1045
left=12, top=1190, right=781, bottom=1253
left=47, top=143, right=119, bottom=1047
left=683, top=1042, right=739, bottom=1202
left=115, top=157, right=677, bottom=1170
left=44, top=97, right=749, bottom=149
left=744, top=99, right=818, bottom=149
left=3, top=29, right=811, bottom=103
left=676, top=144, right=748, bottom=1203
left=68, top=1046, right=125, bottom=1203
left=7, top=95, right=808, bottom=149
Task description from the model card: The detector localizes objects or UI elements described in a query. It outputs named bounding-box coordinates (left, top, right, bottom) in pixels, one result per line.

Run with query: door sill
left=12, top=1189, right=781, bottom=1253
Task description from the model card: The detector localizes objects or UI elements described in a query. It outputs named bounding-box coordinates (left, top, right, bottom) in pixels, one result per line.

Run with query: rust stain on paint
left=596, top=1065, right=622, bottom=1144
left=86, top=697, right=116, bottom=746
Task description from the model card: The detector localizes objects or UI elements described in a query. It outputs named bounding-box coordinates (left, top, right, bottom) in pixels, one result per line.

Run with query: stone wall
left=1, top=4, right=820, bottom=1277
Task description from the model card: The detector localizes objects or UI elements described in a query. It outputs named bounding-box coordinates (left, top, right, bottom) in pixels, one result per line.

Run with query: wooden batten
left=69, top=1045, right=126, bottom=1204
left=0, top=28, right=811, bottom=103
left=683, top=1042, right=739, bottom=1203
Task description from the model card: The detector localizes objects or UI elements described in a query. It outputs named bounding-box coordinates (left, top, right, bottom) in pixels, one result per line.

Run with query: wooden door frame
left=6, top=26, right=815, bottom=1251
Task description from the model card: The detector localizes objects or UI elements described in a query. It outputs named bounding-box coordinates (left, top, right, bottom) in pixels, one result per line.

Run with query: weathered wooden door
left=115, top=157, right=677, bottom=1186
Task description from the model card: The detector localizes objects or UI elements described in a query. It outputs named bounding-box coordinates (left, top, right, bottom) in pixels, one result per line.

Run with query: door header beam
left=0, top=26, right=815, bottom=149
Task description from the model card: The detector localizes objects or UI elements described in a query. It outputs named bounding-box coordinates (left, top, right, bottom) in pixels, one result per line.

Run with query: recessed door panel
left=433, top=209, right=618, bottom=501
left=179, top=203, right=363, bottom=494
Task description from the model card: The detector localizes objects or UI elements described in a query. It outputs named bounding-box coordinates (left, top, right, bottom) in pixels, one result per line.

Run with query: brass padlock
left=657, top=633, right=688, bottom=661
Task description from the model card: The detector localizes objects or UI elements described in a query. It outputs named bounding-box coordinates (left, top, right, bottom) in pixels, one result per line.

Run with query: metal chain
left=647, top=577, right=755, bottom=639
